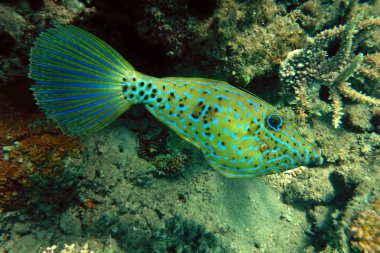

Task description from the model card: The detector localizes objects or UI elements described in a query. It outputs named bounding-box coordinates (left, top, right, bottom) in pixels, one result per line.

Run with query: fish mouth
left=315, top=148, right=324, bottom=165
left=308, top=147, right=324, bottom=166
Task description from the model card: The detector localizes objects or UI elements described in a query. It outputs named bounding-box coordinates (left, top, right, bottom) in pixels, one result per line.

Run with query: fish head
left=255, top=108, right=324, bottom=173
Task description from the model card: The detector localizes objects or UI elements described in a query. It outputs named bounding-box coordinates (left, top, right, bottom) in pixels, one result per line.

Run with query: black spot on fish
left=139, top=91, right=145, bottom=96
left=129, top=94, right=134, bottom=99
left=123, top=77, right=127, bottom=82
left=157, top=98, right=162, bottom=102
left=139, top=82, right=145, bottom=87
left=122, top=86, right=128, bottom=92
left=132, top=86, right=137, bottom=91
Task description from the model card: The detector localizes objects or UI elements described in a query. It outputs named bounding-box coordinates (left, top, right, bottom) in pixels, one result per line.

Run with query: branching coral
left=280, top=14, right=380, bottom=128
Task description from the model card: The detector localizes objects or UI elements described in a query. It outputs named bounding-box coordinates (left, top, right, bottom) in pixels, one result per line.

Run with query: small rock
left=345, top=104, right=371, bottom=132
left=283, top=169, right=335, bottom=205
left=12, top=222, right=31, bottom=235
left=59, top=212, right=82, bottom=235
left=280, top=211, right=293, bottom=222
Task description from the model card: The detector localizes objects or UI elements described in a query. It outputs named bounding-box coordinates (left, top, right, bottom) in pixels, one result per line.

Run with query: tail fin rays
left=29, top=25, right=135, bottom=135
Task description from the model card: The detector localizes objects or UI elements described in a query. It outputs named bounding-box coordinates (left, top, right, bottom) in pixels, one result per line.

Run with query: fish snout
left=306, top=146, right=324, bottom=166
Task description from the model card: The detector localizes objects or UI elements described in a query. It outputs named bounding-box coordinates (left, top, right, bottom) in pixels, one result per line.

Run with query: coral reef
left=139, top=0, right=309, bottom=85
left=0, top=0, right=87, bottom=84
left=0, top=1, right=379, bottom=253
left=0, top=0, right=356, bottom=88
left=349, top=199, right=380, bottom=253
left=280, top=14, right=380, bottom=128
left=0, top=88, right=82, bottom=211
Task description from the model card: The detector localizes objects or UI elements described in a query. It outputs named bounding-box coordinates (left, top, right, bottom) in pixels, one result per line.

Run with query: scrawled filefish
left=28, top=25, right=323, bottom=178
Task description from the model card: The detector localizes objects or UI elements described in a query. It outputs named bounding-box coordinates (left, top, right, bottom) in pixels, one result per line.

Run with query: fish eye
left=266, top=113, right=283, bottom=132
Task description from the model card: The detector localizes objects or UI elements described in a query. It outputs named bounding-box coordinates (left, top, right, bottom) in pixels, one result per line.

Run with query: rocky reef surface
left=0, top=0, right=379, bottom=252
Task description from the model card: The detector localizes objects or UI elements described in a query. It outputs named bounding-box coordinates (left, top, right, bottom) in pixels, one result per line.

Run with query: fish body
left=29, top=26, right=323, bottom=178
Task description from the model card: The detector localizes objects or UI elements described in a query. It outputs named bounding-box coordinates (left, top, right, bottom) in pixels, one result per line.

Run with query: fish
left=28, top=25, right=323, bottom=178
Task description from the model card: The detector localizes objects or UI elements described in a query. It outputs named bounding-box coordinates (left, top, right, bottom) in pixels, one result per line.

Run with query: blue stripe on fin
left=29, top=25, right=139, bottom=135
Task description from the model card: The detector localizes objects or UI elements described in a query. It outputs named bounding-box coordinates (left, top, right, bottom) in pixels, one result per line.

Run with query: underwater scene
left=0, top=0, right=379, bottom=252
